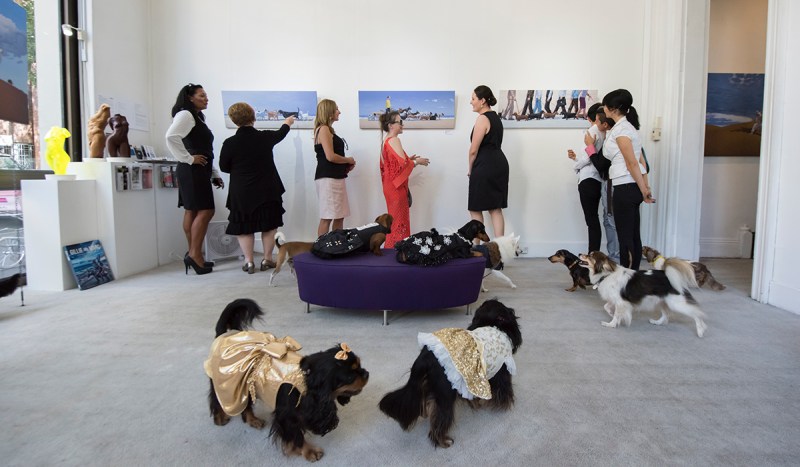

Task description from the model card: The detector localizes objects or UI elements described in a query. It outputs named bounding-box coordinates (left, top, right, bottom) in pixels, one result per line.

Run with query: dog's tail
left=214, top=298, right=263, bottom=337
left=379, top=348, right=438, bottom=430
left=0, top=273, right=20, bottom=298
left=664, top=258, right=699, bottom=291
left=274, top=231, right=286, bottom=248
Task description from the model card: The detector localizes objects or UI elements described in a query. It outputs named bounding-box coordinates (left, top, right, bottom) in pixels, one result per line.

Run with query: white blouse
left=165, top=110, right=220, bottom=178
left=603, top=116, right=645, bottom=186
left=574, top=124, right=603, bottom=184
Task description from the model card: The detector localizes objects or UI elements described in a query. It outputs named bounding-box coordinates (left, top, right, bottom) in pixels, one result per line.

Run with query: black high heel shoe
left=184, top=256, right=212, bottom=275
left=185, top=252, right=214, bottom=268
left=242, top=262, right=255, bottom=274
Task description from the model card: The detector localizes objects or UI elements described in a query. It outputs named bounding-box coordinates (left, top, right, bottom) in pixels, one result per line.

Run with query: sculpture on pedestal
left=44, top=126, right=71, bottom=174
left=87, top=104, right=111, bottom=158
left=106, top=114, right=131, bottom=158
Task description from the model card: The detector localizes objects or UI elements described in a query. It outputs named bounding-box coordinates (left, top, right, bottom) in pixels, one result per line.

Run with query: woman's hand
left=584, top=131, right=596, bottom=148
left=643, top=188, right=655, bottom=204
left=567, top=149, right=577, bottom=160
left=284, top=116, right=296, bottom=127
left=212, top=177, right=225, bottom=189
left=192, top=154, right=208, bottom=166
left=411, top=155, right=430, bottom=166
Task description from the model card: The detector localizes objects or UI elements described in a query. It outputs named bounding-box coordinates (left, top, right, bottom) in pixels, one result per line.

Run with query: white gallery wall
left=140, top=0, right=647, bottom=255
left=700, top=0, right=767, bottom=257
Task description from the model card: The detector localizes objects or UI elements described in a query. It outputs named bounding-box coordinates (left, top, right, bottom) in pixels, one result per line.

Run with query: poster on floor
left=497, top=89, right=597, bottom=129
left=64, top=240, right=115, bottom=290
left=704, top=73, right=764, bottom=157
left=358, top=90, right=456, bottom=129
left=221, top=91, right=317, bottom=129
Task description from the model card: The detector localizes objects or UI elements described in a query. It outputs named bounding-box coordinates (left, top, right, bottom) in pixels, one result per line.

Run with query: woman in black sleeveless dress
left=165, top=84, right=224, bottom=274
left=467, top=85, right=509, bottom=238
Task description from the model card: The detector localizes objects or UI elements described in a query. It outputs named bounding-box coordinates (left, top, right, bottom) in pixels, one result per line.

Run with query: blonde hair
left=227, top=102, right=255, bottom=127
left=314, top=99, right=338, bottom=135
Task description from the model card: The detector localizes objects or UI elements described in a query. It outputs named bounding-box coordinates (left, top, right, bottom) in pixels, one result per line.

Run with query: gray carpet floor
left=1, top=257, right=799, bottom=466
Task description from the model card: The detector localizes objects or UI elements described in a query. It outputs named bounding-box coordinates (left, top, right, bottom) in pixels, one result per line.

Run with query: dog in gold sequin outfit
left=205, top=299, right=369, bottom=462
left=379, top=299, right=522, bottom=448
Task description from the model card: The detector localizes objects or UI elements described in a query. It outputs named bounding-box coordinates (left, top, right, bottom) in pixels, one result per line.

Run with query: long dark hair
left=171, top=83, right=204, bottom=118
left=602, top=89, right=639, bottom=129
left=474, top=85, right=497, bottom=107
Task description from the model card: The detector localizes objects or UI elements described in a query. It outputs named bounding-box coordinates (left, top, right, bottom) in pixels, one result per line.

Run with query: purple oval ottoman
left=292, top=249, right=486, bottom=325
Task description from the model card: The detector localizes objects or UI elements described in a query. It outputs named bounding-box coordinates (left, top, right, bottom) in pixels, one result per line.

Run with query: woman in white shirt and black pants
left=601, top=89, right=654, bottom=270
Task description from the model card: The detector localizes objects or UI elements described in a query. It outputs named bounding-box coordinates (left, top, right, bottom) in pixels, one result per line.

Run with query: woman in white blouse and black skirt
left=601, top=89, right=654, bottom=270
left=165, top=83, right=224, bottom=275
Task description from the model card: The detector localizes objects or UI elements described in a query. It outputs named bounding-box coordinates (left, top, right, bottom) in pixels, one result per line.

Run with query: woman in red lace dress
left=379, top=111, right=429, bottom=248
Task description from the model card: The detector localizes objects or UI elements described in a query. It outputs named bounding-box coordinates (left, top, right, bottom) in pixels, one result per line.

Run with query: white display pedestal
left=152, top=162, right=185, bottom=265
left=22, top=179, right=98, bottom=291
left=67, top=160, right=159, bottom=278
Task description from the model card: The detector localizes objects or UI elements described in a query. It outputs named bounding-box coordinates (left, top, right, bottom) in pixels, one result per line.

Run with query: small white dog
left=579, top=251, right=707, bottom=337
left=472, top=233, right=522, bottom=292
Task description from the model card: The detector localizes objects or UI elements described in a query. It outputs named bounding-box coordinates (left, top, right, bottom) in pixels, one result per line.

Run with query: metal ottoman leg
left=466, top=303, right=471, bottom=315
left=383, top=310, right=389, bottom=326
left=306, top=302, right=310, bottom=313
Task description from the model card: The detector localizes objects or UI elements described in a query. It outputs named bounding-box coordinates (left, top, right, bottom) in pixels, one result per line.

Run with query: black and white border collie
left=579, top=251, right=707, bottom=337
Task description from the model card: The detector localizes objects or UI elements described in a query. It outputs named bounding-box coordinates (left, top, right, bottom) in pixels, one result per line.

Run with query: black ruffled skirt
left=226, top=201, right=285, bottom=235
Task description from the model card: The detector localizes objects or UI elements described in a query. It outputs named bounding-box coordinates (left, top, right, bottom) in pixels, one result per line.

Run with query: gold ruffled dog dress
left=204, top=331, right=307, bottom=415
left=417, top=326, right=516, bottom=400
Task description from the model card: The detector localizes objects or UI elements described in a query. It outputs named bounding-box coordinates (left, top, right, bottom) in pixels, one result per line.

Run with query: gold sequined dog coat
left=417, top=326, right=516, bottom=400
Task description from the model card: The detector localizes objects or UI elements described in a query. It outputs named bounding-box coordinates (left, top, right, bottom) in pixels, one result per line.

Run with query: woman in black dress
left=219, top=102, right=295, bottom=274
left=165, top=84, right=224, bottom=275
left=467, top=85, right=509, bottom=238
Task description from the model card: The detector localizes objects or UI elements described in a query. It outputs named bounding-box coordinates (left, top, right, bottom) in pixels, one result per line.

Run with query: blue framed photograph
left=704, top=73, right=764, bottom=157
left=358, top=90, right=455, bottom=129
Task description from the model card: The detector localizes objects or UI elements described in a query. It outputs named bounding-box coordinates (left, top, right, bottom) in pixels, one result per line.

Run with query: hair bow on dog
left=335, top=343, right=351, bottom=360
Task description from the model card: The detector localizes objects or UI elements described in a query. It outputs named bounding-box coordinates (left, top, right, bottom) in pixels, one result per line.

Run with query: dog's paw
left=242, top=410, right=266, bottom=429
left=696, top=320, right=708, bottom=338
left=430, top=434, right=454, bottom=448
left=509, top=283, right=517, bottom=289
left=481, top=287, right=489, bottom=293
left=303, top=445, right=324, bottom=462
left=603, top=303, right=615, bottom=316
left=566, top=286, right=577, bottom=292
left=601, top=320, right=618, bottom=328
left=212, top=412, right=230, bottom=426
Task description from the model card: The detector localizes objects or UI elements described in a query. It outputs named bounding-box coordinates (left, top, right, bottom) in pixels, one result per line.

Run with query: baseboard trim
left=768, top=281, right=800, bottom=316
left=700, top=237, right=744, bottom=258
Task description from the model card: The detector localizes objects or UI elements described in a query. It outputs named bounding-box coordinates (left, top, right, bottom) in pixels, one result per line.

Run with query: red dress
left=380, top=138, right=415, bottom=248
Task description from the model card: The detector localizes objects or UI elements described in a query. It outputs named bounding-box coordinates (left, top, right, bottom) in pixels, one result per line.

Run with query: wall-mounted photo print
left=704, top=73, right=764, bottom=157
left=497, top=89, right=598, bottom=129
left=358, top=90, right=455, bottom=129
left=221, top=91, right=317, bottom=129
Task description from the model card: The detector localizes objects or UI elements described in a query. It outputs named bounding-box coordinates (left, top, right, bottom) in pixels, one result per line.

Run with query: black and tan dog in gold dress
left=379, top=299, right=522, bottom=448
left=205, top=299, right=369, bottom=462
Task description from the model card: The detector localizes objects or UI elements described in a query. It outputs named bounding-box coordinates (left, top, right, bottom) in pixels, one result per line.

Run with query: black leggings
left=612, top=182, right=643, bottom=270
left=578, top=178, right=602, bottom=253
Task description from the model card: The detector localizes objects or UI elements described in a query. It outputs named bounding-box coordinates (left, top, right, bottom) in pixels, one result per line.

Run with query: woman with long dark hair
left=601, top=89, right=654, bottom=270
left=165, top=83, right=224, bottom=275
left=468, top=85, right=509, bottom=238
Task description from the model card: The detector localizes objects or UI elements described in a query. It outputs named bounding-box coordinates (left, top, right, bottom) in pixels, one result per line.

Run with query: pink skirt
left=316, top=178, right=350, bottom=219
